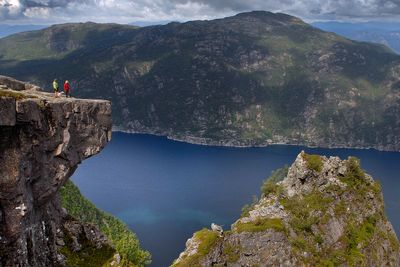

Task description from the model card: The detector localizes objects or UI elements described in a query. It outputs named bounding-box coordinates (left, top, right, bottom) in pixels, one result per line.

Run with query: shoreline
left=112, top=127, right=400, bottom=153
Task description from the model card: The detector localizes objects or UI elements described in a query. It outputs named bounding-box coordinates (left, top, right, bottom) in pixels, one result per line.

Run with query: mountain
left=313, top=22, right=400, bottom=54
left=0, top=24, right=48, bottom=38
left=0, top=11, right=400, bottom=151
left=173, top=152, right=400, bottom=266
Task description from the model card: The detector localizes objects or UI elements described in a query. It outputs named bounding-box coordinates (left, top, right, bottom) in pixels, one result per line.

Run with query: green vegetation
left=60, top=180, right=151, bottom=266
left=172, top=229, right=220, bottom=267
left=281, top=190, right=333, bottom=233
left=0, top=89, right=34, bottom=100
left=340, top=157, right=382, bottom=200
left=175, top=158, right=397, bottom=266
left=282, top=194, right=381, bottom=266
left=341, top=157, right=366, bottom=187
left=388, top=232, right=400, bottom=250
left=339, top=216, right=378, bottom=265
left=235, top=218, right=286, bottom=233
left=241, top=166, right=288, bottom=218
left=261, top=166, right=288, bottom=196
left=302, top=153, right=323, bottom=172
left=222, top=244, right=241, bottom=263
left=60, top=232, right=116, bottom=267
left=0, top=12, right=399, bottom=150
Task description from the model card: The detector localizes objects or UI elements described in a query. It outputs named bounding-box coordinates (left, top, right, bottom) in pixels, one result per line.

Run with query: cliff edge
left=174, top=152, right=400, bottom=266
left=0, top=76, right=113, bottom=266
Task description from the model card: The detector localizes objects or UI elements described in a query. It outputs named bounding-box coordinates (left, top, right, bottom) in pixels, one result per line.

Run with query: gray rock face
left=0, top=97, right=16, bottom=126
left=0, top=76, right=112, bottom=266
left=174, top=152, right=400, bottom=267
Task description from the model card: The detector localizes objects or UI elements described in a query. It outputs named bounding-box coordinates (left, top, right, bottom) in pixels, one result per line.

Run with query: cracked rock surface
left=0, top=76, right=112, bottom=266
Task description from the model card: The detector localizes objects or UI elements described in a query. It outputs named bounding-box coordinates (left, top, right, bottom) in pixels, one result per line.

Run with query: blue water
left=72, top=132, right=400, bottom=267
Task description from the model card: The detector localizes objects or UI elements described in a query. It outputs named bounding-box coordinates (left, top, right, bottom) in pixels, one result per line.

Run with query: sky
left=1, top=0, right=400, bottom=25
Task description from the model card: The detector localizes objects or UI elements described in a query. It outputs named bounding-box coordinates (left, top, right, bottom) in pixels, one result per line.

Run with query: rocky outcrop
left=0, top=76, right=112, bottom=266
left=174, top=152, right=400, bottom=266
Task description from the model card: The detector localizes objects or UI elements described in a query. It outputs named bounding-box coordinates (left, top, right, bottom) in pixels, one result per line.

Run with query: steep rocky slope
left=173, top=152, right=400, bottom=266
left=0, top=76, right=117, bottom=266
left=1, top=11, right=400, bottom=150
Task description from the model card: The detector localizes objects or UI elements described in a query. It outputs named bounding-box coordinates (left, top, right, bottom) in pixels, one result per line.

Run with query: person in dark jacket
left=64, top=80, right=71, bottom=98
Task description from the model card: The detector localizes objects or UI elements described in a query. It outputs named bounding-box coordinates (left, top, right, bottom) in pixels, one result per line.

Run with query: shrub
left=60, top=180, right=151, bottom=266
left=172, top=229, right=220, bottom=267
left=340, top=157, right=382, bottom=199
left=341, top=157, right=366, bottom=187
left=260, top=166, right=288, bottom=196
left=302, top=153, right=323, bottom=172
left=223, top=244, right=241, bottom=263
left=59, top=229, right=116, bottom=267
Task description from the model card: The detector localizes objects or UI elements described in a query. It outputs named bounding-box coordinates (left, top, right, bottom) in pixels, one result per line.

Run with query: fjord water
left=72, top=132, right=400, bottom=267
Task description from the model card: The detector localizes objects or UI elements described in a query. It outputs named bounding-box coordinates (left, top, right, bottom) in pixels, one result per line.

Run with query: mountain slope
left=1, top=11, right=400, bottom=150
left=173, top=152, right=400, bottom=266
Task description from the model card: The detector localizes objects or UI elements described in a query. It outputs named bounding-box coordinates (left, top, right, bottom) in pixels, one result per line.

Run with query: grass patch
left=222, top=243, right=241, bottom=263
left=281, top=191, right=333, bottom=233
left=334, top=200, right=347, bottom=216
left=195, top=229, right=220, bottom=255
left=60, top=180, right=151, bottom=266
left=341, top=157, right=366, bottom=187
left=261, top=166, right=288, bottom=197
left=60, top=229, right=115, bottom=267
left=235, top=218, right=286, bottom=233
left=302, top=153, right=324, bottom=172
left=172, top=229, right=220, bottom=267
left=339, top=216, right=378, bottom=266
left=340, top=157, right=382, bottom=200
left=388, top=232, right=400, bottom=250
left=0, top=89, right=33, bottom=100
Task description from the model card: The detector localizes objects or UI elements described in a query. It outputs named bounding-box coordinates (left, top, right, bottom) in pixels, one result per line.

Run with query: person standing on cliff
left=64, top=80, right=71, bottom=98
left=52, top=79, right=59, bottom=97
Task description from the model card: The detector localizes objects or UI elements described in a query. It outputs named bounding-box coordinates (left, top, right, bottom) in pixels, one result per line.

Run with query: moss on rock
left=172, top=229, right=220, bottom=267
left=235, top=218, right=286, bottom=233
left=302, top=153, right=324, bottom=172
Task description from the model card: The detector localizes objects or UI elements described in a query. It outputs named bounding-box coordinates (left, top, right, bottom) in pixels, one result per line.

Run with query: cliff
left=1, top=11, right=400, bottom=151
left=173, top=152, right=400, bottom=266
left=0, top=76, right=113, bottom=266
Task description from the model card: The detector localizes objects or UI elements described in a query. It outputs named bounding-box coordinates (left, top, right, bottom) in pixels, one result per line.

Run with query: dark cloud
left=171, top=0, right=400, bottom=19
left=1, top=0, right=400, bottom=24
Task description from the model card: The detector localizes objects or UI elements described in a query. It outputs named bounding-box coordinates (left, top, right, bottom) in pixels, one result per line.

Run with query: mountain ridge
left=1, top=11, right=400, bottom=151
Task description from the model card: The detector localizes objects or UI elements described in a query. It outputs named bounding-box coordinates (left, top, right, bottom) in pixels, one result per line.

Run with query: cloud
left=1, top=0, right=400, bottom=24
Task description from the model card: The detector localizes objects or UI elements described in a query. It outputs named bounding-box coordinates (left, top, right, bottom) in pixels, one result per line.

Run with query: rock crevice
left=0, top=76, right=112, bottom=266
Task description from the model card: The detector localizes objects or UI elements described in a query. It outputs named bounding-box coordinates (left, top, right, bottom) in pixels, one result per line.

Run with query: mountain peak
left=232, top=10, right=306, bottom=25
left=1, top=11, right=400, bottom=151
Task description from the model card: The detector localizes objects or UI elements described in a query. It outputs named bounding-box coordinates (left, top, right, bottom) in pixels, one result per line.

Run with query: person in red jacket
left=64, top=80, right=71, bottom=98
